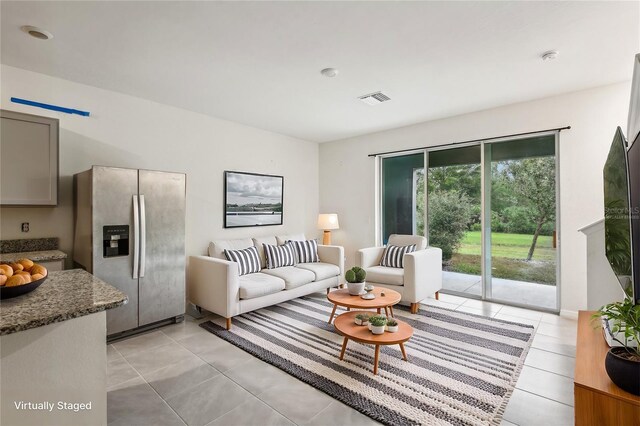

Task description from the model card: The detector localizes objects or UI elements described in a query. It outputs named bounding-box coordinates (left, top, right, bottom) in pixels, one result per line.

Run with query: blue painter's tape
left=10, top=97, right=90, bottom=116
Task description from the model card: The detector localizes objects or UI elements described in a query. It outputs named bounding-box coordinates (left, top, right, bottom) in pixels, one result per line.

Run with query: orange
left=5, top=275, right=25, bottom=287
left=9, top=263, right=24, bottom=272
left=0, top=264, right=12, bottom=277
left=31, top=264, right=47, bottom=277
left=17, top=259, right=34, bottom=272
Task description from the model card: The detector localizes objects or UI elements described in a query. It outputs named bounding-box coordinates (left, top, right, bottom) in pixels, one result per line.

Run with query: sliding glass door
left=427, top=146, right=482, bottom=296
left=484, top=135, right=558, bottom=310
left=381, top=153, right=425, bottom=244
left=379, top=133, right=560, bottom=312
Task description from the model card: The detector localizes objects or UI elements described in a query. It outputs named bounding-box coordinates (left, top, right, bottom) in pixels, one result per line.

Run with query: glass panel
left=381, top=153, right=425, bottom=244
left=427, top=146, right=482, bottom=295
left=487, top=135, right=557, bottom=310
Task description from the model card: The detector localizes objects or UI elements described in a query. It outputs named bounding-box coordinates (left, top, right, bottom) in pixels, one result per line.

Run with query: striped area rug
left=200, top=295, right=535, bottom=426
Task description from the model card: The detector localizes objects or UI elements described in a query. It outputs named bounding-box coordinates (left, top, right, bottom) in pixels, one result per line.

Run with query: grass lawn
left=457, top=231, right=556, bottom=261
left=446, top=231, right=557, bottom=285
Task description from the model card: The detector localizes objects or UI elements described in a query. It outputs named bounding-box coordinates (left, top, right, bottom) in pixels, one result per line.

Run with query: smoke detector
left=359, top=91, right=391, bottom=106
left=21, top=26, right=54, bottom=40
left=321, top=68, right=338, bottom=78
left=541, top=50, right=559, bottom=61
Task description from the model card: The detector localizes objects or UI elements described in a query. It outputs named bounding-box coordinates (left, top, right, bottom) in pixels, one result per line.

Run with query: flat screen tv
left=603, top=127, right=639, bottom=304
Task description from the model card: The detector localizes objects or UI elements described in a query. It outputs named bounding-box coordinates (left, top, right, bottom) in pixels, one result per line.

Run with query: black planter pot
left=605, top=347, right=640, bottom=396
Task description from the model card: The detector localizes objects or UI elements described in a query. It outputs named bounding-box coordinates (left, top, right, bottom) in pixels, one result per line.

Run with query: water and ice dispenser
left=103, top=225, right=129, bottom=258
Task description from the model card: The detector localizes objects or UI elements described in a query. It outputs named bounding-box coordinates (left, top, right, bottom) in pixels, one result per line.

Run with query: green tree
left=427, top=190, right=473, bottom=260
left=501, top=157, right=556, bottom=260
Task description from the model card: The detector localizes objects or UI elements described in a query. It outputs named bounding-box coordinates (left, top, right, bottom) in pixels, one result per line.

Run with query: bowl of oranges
left=0, top=259, right=48, bottom=300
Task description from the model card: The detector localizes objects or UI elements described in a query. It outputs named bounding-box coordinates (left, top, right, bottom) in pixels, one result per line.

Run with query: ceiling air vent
left=359, top=91, right=391, bottom=106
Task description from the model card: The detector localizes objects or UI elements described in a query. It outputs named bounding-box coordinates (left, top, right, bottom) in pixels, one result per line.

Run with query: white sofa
left=188, top=234, right=344, bottom=329
left=357, top=234, right=442, bottom=314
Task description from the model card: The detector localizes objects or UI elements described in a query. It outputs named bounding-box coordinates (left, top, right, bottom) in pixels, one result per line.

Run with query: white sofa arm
left=188, top=256, right=240, bottom=318
left=404, top=247, right=442, bottom=303
left=357, top=247, right=385, bottom=269
left=317, top=245, right=345, bottom=277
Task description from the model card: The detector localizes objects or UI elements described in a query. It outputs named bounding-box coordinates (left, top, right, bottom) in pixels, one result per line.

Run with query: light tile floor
left=107, top=293, right=577, bottom=426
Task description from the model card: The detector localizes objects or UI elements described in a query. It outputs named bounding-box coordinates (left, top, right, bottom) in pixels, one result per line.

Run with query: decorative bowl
left=1, top=275, right=47, bottom=300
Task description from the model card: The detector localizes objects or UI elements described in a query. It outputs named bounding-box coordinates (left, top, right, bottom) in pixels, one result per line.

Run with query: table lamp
left=317, top=213, right=339, bottom=245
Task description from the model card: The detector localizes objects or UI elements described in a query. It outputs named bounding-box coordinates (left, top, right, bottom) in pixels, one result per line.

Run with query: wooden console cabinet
left=574, top=311, right=640, bottom=425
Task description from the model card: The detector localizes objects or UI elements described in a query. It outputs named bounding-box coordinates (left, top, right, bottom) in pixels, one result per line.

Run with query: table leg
left=389, top=305, right=394, bottom=317
left=346, top=307, right=350, bottom=311
left=384, top=306, right=389, bottom=317
left=328, top=304, right=337, bottom=324
left=377, top=308, right=381, bottom=314
left=339, top=337, right=349, bottom=360
left=399, top=342, right=407, bottom=361
left=374, top=345, right=380, bottom=375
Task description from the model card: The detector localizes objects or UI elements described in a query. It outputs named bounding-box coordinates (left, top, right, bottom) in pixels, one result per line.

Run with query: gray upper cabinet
left=1, top=110, right=59, bottom=206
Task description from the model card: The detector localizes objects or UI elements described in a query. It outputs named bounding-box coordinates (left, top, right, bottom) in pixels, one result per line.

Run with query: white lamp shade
left=317, top=213, right=339, bottom=230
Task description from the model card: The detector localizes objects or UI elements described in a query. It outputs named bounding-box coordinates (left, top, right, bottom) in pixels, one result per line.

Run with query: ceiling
left=1, top=1, right=638, bottom=142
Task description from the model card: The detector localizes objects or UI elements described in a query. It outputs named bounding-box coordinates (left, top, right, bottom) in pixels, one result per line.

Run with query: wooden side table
left=574, top=311, right=640, bottom=425
left=333, top=310, right=413, bottom=375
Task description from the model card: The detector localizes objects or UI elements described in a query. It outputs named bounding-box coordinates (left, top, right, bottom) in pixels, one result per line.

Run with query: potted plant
left=367, top=314, right=383, bottom=330
left=370, top=315, right=387, bottom=335
left=386, top=318, right=399, bottom=333
left=345, top=266, right=366, bottom=295
left=592, top=296, right=640, bottom=395
left=354, top=313, right=369, bottom=326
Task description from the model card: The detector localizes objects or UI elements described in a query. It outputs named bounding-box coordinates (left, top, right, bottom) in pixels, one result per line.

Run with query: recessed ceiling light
left=541, top=50, right=559, bottom=61
left=321, top=68, right=338, bottom=78
left=21, top=26, right=53, bottom=40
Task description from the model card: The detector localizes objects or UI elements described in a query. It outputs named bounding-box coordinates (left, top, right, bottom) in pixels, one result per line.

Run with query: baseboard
left=559, top=309, right=579, bottom=319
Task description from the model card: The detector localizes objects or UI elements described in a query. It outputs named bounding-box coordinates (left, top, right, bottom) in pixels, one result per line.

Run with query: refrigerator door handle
left=140, top=194, right=146, bottom=278
left=132, top=195, right=139, bottom=279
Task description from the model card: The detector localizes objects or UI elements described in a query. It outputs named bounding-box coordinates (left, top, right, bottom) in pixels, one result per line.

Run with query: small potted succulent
left=367, top=314, right=384, bottom=330
left=370, top=315, right=387, bottom=335
left=592, top=296, right=639, bottom=395
left=386, top=318, right=399, bottom=333
left=354, top=313, right=370, bottom=326
left=345, top=266, right=367, bottom=295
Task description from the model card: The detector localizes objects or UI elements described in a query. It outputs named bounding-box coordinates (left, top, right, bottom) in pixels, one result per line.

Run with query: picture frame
left=224, top=170, right=284, bottom=228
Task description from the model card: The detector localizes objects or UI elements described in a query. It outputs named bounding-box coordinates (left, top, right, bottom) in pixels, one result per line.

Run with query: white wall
left=0, top=65, right=320, bottom=266
left=319, top=82, right=632, bottom=313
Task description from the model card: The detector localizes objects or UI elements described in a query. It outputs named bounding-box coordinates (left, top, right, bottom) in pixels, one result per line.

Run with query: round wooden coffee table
left=334, top=311, right=413, bottom=375
left=326, top=287, right=401, bottom=324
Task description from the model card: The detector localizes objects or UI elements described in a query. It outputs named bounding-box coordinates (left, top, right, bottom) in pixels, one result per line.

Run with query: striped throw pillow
left=380, top=244, right=417, bottom=268
left=224, top=246, right=261, bottom=276
left=288, top=239, right=319, bottom=263
left=263, top=242, right=297, bottom=269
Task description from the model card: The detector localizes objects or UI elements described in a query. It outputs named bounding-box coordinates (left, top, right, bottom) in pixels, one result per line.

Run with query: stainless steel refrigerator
left=73, top=166, right=186, bottom=337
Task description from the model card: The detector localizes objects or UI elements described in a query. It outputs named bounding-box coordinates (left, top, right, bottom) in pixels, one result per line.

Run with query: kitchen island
left=1, top=269, right=127, bottom=426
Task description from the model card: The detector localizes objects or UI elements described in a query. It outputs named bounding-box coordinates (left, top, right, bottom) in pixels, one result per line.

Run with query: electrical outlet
left=21, top=222, right=29, bottom=233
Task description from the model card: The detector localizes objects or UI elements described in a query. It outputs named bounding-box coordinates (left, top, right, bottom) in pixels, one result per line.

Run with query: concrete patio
left=442, top=271, right=557, bottom=310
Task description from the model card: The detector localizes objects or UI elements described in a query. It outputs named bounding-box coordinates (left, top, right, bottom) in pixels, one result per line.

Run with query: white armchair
left=357, top=234, right=442, bottom=313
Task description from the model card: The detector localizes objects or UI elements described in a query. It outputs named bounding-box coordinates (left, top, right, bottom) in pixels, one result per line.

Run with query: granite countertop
left=0, top=269, right=127, bottom=336
left=0, top=250, right=67, bottom=263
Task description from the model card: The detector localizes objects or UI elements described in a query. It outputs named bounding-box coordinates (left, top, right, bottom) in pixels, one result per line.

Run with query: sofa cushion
left=263, top=242, right=297, bottom=269
left=296, top=262, right=340, bottom=281
left=261, top=266, right=315, bottom=290
left=388, top=234, right=427, bottom=251
left=238, top=272, right=285, bottom=300
left=224, top=246, right=261, bottom=276
left=288, top=239, right=319, bottom=263
left=276, top=233, right=306, bottom=246
left=252, top=236, right=277, bottom=268
left=209, top=238, right=254, bottom=260
left=364, top=266, right=404, bottom=286
left=380, top=244, right=416, bottom=268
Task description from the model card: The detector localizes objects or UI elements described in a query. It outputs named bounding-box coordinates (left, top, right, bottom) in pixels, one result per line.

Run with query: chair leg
left=410, top=303, right=419, bottom=314
left=435, top=291, right=440, bottom=301
left=226, top=318, right=232, bottom=330
left=326, top=288, right=330, bottom=295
